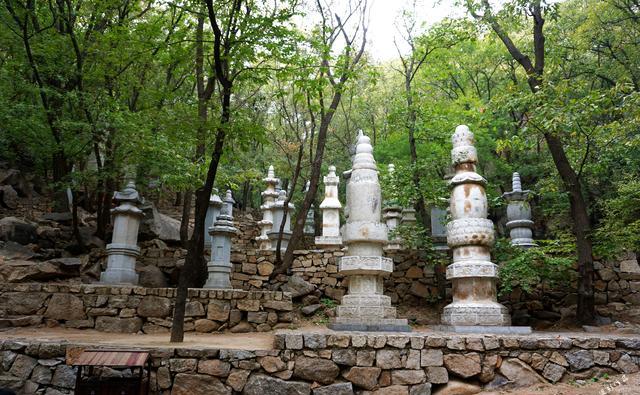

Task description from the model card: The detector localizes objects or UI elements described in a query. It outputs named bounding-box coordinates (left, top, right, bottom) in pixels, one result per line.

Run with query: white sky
left=367, top=0, right=463, bottom=61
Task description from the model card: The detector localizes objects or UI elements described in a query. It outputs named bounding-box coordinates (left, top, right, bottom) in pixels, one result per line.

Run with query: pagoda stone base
left=441, top=302, right=511, bottom=326
left=329, top=317, right=410, bottom=332
left=315, top=236, right=342, bottom=246
left=431, top=325, right=532, bottom=334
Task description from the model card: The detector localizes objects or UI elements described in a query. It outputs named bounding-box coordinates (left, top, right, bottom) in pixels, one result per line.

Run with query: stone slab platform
left=430, top=325, right=533, bottom=334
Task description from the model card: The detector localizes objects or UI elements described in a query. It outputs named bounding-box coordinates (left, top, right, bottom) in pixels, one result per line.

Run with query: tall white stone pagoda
left=330, top=131, right=409, bottom=331
left=441, top=125, right=512, bottom=328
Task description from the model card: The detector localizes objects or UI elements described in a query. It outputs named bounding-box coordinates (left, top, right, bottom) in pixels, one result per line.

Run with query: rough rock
left=342, top=366, right=381, bottom=390
left=171, top=373, right=230, bottom=395
left=194, top=319, right=219, bottom=333
left=138, top=265, right=168, bottom=288
left=44, top=293, right=86, bottom=320
left=373, top=386, right=409, bottom=395
left=0, top=185, right=18, bottom=209
left=391, top=369, right=426, bottom=385
left=227, top=368, right=251, bottom=392
left=207, top=300, right=231, bottom=321
left=565, top=350, right=594, bottom=371
left=140, top=204, right=182, bottom=243
left=432, top=380, right=481, bottom=395
left=332, top=349, right=357, bottom=366
left=0, top=216, right=37, bottom=244
left=443, top=353, right=481, bottom=378
left=198, top=360, right=230, bottom=377
left=259, top=356, right=286, bottom=373
left=377, top=349, right=402, bottom=369
left=230, top=321, right=254, bottom=333
left=294, top=356, right=339, bottom=384
left=426, top=367, right=448, bottom=384
left=301, top=304, right=323, bottom=316
left=1, top=292, right=48, bottom=315
left=498, top=358, right=547, bottom=387
left=51, top=365, right=76, bottom=389
left=243, top=374, right=310, bottom=395
left=138, top=296, right=172, bottom=317
left=282, top=276, right=316, bottom=298
left=8, top=354, right=37, bottom=378
left=421, top=349, right=443, bottom=367
left=542, top=363, right=566, bottom=383
left=0, top=241, right=35, bottom=260
left=313, top=382, right=354, bottom=395
left=410, top=383, right=432, bottom=395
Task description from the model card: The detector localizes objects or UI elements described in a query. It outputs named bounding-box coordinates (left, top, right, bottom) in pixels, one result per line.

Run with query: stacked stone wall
left=0, top=284, right=293, bottom=334
left=1, top=332, right=640, bottom=394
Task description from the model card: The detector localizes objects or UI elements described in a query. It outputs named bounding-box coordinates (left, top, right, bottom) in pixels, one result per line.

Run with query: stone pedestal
left=257, top=166, right=279, bottom=250
left=441, top=125, right=511, bottom=327
left=204, top=190, right=223, bottom=249
left=330, top=131, right=409, bottom=332
left=502, top=172, right=537, bottom=248
left=268, top=190, right=294, bottom=251
left=315, top=166, right=343, bottom=246
left=100, top=182, right=144, bottom=285
left=205, top=190, right=238, bottom=289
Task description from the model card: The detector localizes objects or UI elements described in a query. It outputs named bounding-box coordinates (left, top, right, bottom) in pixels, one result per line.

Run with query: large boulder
left=139, top=204, right=182, bottom=243
left=1, top=257, right=82, bottom=283
left=0, top=241, right=35, bottom=260
left=243, top=374, right=310, bottom=395
left=0, top=217, right=37, bottom=245
left=138, top=265, right=168, bottom=288
left=44, top=293, right=86, bottom=321
left=282, top=276, right=316, bottom=298
left=443, top=353, right=481, bottom=379
left=0, top=185, right=18, bottom=209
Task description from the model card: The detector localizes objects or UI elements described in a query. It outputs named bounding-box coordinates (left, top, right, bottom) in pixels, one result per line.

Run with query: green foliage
left=495, top=238, right=574, bottom=296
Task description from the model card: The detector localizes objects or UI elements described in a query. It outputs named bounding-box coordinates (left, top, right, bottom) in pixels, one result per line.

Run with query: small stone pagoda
left=315, top=166, right=342, bottom=246
left=205, top=190, right=238, bottom=289
left=204, top=189, right=223, bottom=249
left=382, top=164, right=403, bottom=251
left=330, top=131, right=409, bottom=331
left=502, top=172, right=537, bottom=248
left=256, top=166, right=279, bottom=250
left=100, top=182, right=144, bottom=285
left=441, top=125, right=512, bottom=328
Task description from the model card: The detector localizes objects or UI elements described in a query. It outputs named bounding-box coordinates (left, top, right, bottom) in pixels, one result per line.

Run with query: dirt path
left=480, top=372, right=640, bottom=395
left=1, top=327, right=274, bottom=350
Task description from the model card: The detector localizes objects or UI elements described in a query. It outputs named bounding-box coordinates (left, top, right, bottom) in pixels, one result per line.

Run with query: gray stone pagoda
left=303, top=181, right=315, bottom=236
left=268, top=189, right=294, bottom=251
left=205, top=190, right=238, bottom=289
left=330, top=131, right=409, bottom=331
left=382, top=164, right=403, bottom=251
left=441, top=125, right=512, bottom=328
left=204, top=189, right=223, bottom=249
left=315, top=166, right=343, bottom=246
left=502, top=172, right=537, bottom=248
left=100, top=182, right=144, bottom=285
left=256, top=165, right=279, bottom=250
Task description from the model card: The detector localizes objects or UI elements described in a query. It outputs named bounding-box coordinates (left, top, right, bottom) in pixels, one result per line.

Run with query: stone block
left=420, top=349, right=443, bottom=367
left=342, top=366, right=381, bottom=390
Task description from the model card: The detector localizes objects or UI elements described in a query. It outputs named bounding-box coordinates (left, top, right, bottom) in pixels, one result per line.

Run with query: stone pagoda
left=330, top=131, right=409, bottom=331
left=502, top=172, right=537, bottom=248
left=441, top=125, right=512, bottom=328
left=315, top=166, right=343, bottom=246
left=204, top=189, right=223, bottom=249
left=256, top=165, right=279, bottom=250
left=100, top=182, right=144, bottom=285
left=268, top=189, right=294, bottom=251
left=303, top=181, right=315, bottom=236
left=382, top=164, right=403, bottom=251
left=205, top=190, right=238, bottom=289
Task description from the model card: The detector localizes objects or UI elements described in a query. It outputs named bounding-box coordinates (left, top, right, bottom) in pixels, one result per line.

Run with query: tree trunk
left=544, top=132, right=595, bottom=323
left=170, top=86, right=230, bottom=343
left=180, top=190, right=192, bottom=247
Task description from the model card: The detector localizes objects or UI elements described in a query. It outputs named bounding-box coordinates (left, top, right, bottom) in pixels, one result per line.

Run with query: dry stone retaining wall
left=1, top=332, right=640, bottom=394
left=0, top=283, right=293, bottom=334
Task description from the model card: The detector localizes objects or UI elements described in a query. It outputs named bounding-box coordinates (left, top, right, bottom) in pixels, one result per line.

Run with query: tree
left=465, top=0, right=596, bottom=323
left=272, top=0, right=369, bottom=276
left=170, top=0, right=298, bottom=342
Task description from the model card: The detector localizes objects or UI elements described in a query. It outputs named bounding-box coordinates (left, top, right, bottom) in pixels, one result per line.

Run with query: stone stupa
left=329, top=130, right=409, bottom=332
